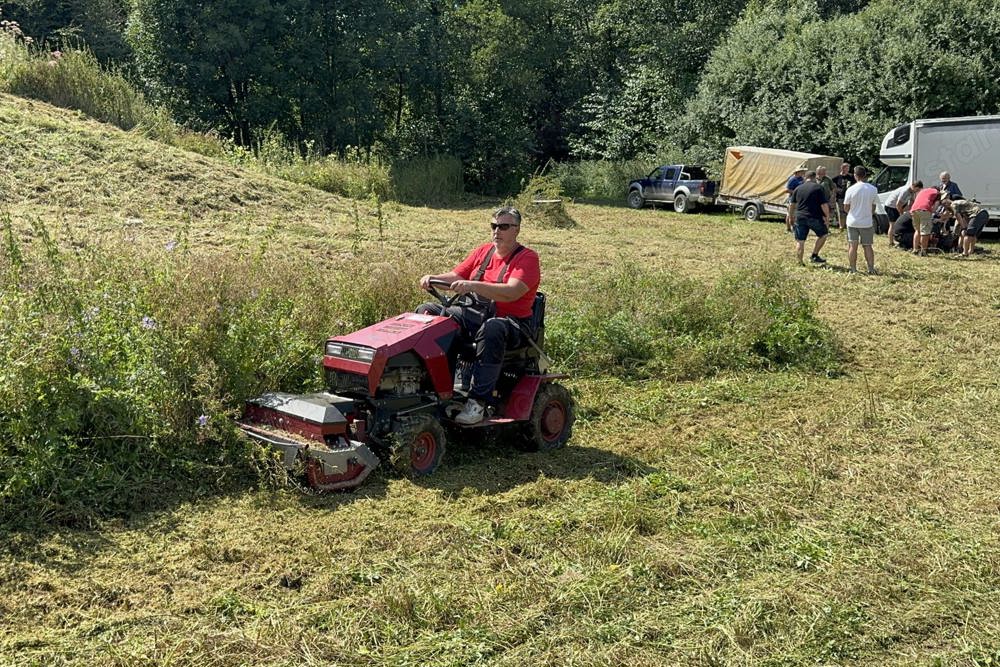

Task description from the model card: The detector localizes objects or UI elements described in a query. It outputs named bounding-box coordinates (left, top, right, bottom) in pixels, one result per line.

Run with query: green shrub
left=546, top=262, right=840, bottom=379
left=553, top=159, right=655, bottom=202
left=228, top=131, right=393, bottom=201
left=0, top=217, right=421, bottom=528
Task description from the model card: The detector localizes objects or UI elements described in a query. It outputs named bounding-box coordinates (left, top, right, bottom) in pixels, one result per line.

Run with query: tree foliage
left=683, top=0, right=1000, bottom=164
left=3, top=0, right=131, bottom=62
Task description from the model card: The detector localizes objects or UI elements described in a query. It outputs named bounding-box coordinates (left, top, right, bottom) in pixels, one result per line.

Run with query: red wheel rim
left=540, top=400, right=566, bottom=442
left=411, top=432, right=437, bottom=471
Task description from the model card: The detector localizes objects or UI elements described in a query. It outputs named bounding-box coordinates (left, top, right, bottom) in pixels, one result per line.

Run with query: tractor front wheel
left=521, top=383, right=575, bottom=452
left=393, top=416, right=446, bottom=476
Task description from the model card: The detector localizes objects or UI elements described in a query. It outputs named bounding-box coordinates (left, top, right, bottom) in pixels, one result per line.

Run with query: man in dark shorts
left=786, top=171, right=830, bottom=265
left=784, top=167, right=806, bottom=232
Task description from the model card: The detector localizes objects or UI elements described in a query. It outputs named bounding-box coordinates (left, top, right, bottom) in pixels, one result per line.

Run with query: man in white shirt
left=843, top=165, right=879, bottom=274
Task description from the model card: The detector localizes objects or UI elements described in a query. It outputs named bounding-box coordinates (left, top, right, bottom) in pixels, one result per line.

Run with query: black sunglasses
left=490, top=222, right=519, bottom=231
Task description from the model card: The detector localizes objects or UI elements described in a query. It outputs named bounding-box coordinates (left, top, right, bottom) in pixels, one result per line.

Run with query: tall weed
left=546, top=262, right=840, bottom=379
left=0, top=217, right=421, bottom=528
left=7, top=49, right=154, bottom=130
left=554, top=159, right=655, bottom=202
left=0, top=36, right=228, bottom=158
left=229, top=130, right=393, bottom=201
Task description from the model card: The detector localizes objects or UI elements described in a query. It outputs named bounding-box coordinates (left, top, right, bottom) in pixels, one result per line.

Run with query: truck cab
left=627, top=164, right=717, bottom=213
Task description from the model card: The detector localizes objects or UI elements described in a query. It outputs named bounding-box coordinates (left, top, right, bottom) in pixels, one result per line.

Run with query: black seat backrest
left=529, top=292, right=546, bottom=348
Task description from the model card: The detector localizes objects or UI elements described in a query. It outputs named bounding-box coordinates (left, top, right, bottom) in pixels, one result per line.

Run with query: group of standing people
left=786, top=164, right=986, bottom=271
left=785, top=163, right=879, bottom=274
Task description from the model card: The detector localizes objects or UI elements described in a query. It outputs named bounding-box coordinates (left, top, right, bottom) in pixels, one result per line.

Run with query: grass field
left=2, top=94, right=1000, bottom=666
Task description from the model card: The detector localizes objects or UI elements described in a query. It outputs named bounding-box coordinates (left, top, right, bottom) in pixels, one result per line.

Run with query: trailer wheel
left=521, top=383, right=575, bottom=452
left=673, top=192, right=690, bottom=213
left=393, top=416, right=446, bottom=476
left=626, top=189, right=645, bottom=209
left=743, top=203, right=762, bottom=221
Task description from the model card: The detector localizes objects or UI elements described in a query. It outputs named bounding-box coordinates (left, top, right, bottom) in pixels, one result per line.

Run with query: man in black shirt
left=831, top=162, right=855, bottom=230
left=892, top=211, right=915, bottom=250
left=786, top=170, right=831, bottom=265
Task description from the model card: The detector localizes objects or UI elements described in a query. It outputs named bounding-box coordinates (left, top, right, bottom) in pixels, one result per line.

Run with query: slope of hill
left=0, top=93, right=363, bottom=251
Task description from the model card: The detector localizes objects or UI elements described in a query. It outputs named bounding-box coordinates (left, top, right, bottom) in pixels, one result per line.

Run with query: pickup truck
left=626, top=165, right=718, bottom=213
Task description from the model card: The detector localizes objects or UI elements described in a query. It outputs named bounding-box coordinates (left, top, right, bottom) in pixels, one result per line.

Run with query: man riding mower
left=237, top=207, right=575, bottom=491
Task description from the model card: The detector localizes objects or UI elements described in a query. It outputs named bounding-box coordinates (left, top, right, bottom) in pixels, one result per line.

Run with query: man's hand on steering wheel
left=448, top=280, right=477, bottom=296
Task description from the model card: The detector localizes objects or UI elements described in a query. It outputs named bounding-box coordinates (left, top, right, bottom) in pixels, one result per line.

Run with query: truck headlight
left=325, top=342, right=375, bottom=363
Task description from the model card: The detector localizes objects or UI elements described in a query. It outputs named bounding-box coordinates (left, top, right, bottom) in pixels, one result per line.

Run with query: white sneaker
left=454, top=399, right=485, bottom=425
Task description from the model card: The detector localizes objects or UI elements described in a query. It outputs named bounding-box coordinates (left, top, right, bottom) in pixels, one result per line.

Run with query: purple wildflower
left=140, top=316, right=157, bottom=330
left=69, top=347, right=81, bottom=359
left=197, top=414, right=209, bottom=427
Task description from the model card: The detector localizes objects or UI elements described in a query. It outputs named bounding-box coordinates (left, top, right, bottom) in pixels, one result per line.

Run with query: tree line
left=5, top=0, right=1000, bottom=193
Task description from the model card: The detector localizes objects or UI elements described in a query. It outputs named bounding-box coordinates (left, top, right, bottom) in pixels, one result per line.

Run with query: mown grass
left=2, top=93, right=1000, bottom=666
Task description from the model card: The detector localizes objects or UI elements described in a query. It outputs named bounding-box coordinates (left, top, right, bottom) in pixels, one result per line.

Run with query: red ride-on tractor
left=237, top=280, right=574, bottom=490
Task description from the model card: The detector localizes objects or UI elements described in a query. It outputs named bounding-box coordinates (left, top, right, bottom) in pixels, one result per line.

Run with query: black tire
left=743, top=203, right=761, bottom=221
left=626, top=189, right=645, bottom=209
left=521, top=383, right=575, bottom=452
left=393, top=416, right=446, bottom=476
left=673, top=192, right=690, bottom=213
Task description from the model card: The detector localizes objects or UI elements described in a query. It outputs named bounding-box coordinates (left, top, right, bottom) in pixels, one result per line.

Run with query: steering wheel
left=426, top=278, right=483, bottom=310
left=426, top=278, right=461, bottom=308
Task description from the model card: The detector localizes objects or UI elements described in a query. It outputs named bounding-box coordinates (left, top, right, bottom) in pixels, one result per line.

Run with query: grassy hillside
left=2, top=94, right=1000, bottom=666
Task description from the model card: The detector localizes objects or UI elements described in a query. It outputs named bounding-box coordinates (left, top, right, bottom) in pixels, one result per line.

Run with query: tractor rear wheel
left=393, top=416, right=446, bottom=476
left=521, top=383, right=575, bottom=452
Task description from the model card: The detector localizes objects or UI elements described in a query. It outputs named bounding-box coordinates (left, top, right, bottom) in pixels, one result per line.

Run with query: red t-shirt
left=911, top=188, right=940, bottom=212
left=453, top=242, right=540, bottom=318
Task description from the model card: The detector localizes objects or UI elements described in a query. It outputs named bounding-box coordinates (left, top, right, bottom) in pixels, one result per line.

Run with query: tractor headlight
left=325, top=342, right=376, bottom=363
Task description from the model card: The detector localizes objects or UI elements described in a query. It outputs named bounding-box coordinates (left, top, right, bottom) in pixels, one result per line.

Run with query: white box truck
left=875, top=115, right=1000, bottom=232
left=716, top=146, right=843, bottom=221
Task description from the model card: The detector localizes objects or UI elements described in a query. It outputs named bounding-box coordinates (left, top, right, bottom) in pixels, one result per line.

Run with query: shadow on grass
left=287, top=434, right=651, bottom=513
left=423, top=431, right=655, bottom=497
left=0, top=434, right=649, bottom=564
left=394, top=194, right=495, bottom=212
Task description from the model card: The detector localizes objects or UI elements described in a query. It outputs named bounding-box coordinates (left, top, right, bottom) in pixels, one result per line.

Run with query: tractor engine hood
left=322, top=312, right=460, bottom=396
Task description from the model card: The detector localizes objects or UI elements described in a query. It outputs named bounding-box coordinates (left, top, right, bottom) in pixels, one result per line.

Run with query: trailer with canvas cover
left=715, top=146, right=843, bottom=221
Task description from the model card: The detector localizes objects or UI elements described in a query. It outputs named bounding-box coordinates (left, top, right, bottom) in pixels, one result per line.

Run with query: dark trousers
left=416, top=302, right=526, bottom=400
